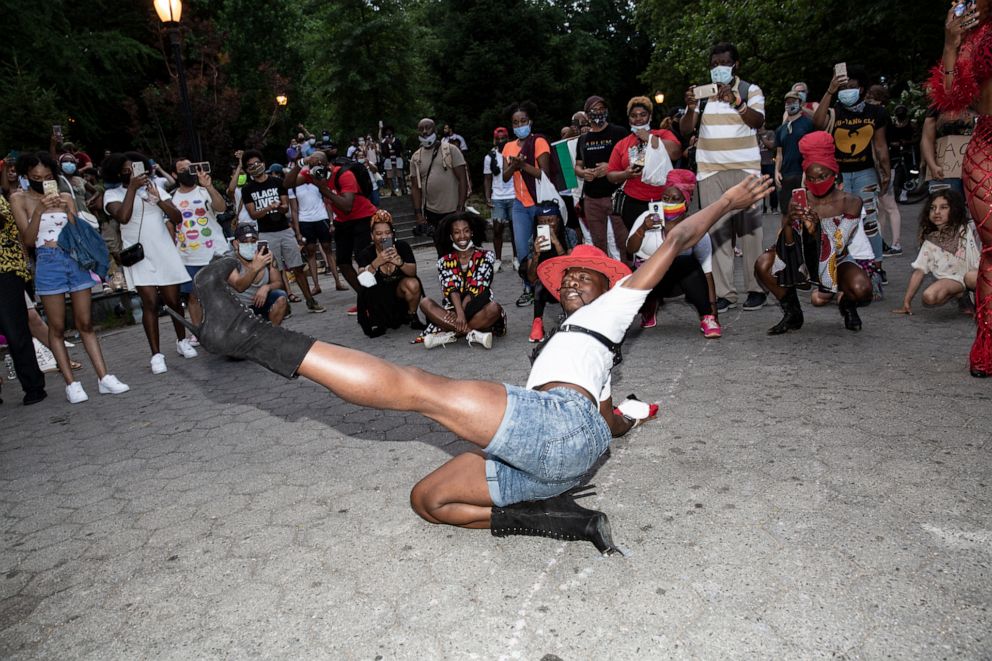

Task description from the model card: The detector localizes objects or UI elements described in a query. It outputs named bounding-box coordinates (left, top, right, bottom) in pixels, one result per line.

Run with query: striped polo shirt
left=695, top=79, right=765, bottom=180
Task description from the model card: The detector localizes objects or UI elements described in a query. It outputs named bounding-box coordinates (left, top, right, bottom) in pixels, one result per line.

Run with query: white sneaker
left=423, top=331, right=457, bottom=349
left=150, top=353, right=167, bottom=374
left=512, top=258, right=520, bottom=271
left=187, top=334, right=199, bottom=347
left=98, top=374, right=130, bottom=395
left=34, top=338, right=58, bottom=373
left=493, top=260, right=502, bottom=273
left=176, top=338, right=198, bottom=359
left=466, top=330, right=493, bottom=349
left=65, top=381, right=88, bottom=404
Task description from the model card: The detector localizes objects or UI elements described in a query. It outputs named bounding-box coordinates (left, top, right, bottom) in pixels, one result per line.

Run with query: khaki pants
left=698, top=169, right=763, bottom=302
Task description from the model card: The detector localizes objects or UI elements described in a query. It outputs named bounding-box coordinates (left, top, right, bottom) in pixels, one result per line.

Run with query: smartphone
left=257, top=240, right=269, bottom=253
left=536, top=224, right=552, bottom=251
left=834, top=62, right=848, bottom=80
left=954, top=0, right=975, bottom=16
left=52, top=125, right=63, bottom=140
left=380, top=235, right=394, bottom=250
left=189, top=162, right=211, bottom=174
left=43, top=180, right=59, bottom=197
left=131, top=161, right=146, bottom=178
left=791, top=188, right=809, bottom=212
left=693, top=83, right=718, bottom=100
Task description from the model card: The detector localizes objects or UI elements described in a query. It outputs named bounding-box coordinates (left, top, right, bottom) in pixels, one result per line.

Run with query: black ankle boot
left=166, top=257, right=317, bottom=378
left=490, top=486, right=620, bottom=555
left=840, top=300, right=862, bottom=331
left=767, top=289, right=804, bottom=335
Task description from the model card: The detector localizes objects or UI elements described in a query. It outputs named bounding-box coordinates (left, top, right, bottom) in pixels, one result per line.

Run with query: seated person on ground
left=519, top=200, right=578, bottom=343
left=354, top=209, right=427, bottom=337
left=228, top=224, right=289, bottom=326
left=419, top=211, right=506, bottom=349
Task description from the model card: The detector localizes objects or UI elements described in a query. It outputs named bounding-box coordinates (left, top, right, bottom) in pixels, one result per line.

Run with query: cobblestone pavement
left=1, top=202, right=990, bottom=659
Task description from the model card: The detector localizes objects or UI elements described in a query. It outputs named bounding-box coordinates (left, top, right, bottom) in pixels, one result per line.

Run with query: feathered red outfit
left=927, top=23, right=992, bottom=376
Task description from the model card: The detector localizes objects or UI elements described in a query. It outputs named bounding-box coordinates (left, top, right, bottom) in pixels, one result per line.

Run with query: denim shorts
left=485, top=384, right=612, bottom=507
left=490, top=198, right=514, bottom=223
left=251, top=288, right=288, bottom=319
left=181, top=264, right=206, bottom=294
left=34, top=246, right=97, bottom=296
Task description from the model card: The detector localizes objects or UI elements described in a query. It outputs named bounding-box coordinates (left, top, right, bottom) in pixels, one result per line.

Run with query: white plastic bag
left=641, top=136, right=673, bottom=187
left=535, top=174, right=567, bottom=219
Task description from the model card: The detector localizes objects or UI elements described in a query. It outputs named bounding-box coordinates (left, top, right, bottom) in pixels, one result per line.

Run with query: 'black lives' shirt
left=242, top=176, right=289, bottom=233
left=831, top=103, right=889, bottom=173
left=576, top=124, right=629, bottom=198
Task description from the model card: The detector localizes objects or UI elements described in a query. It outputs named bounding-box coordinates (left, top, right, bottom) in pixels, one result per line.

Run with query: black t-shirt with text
left=576, top=124, right=629, bottom=198
left=832, top=103, right=890, bottom=173
left=242, top=176, right=289, bottom=233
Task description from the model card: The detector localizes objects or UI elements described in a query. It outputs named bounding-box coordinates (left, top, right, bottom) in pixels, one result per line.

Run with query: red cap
left=493, top=127, right=509, bottom=139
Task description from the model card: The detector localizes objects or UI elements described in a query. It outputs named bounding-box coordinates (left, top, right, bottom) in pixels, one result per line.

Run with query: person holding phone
left=419, top=211, right=505, bottom=349
left=575, top=95, right=629, bottom=258
left=227, top=224, right=288, bottom=326
left=626, top=169, right=721, bottom=338
left=926, top=0, right=992, bottom=375
left=351, top=210, right=425, bottom=337
left=520, top=201, right=578, bottom=343
left=11, top=152, right=129, bottom=403
left=103, top=151, right=192, bottom=375
left=755, top=132, right=874, bottom=334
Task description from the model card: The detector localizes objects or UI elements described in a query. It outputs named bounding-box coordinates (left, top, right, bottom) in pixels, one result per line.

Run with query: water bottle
left=4, top=354, right=15, bottom=380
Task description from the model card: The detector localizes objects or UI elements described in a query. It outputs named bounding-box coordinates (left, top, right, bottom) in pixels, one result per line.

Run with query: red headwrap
left=799, top=131, right=839, bottom=173
left=664, top=169, right=697, bottom=202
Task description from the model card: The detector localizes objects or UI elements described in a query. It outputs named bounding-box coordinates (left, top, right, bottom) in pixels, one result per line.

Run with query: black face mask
left=178, top=171, right=197, bottom=187
left=28, top=180, right=45, bottom=194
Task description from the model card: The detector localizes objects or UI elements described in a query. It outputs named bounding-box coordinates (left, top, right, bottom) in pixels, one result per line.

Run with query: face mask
left=630, top=124, right=650, bottom=133
left=237, top=174, right=247, bottom=186
left=837, top=89, right=860, bottom=107
left=419, top=134, right=437, bottom=147
left=797, top=91, right=808, bottom=103
left=178, top=171, right=197, bottom=187
left=453, top=239, right=473, bottom=251
left=61, top=162, right=77, bottom=175
left=28, top=180, right=45, bottom=194
left=662, top=201, right=687, bottom=220
left=807, top=175, right=836, bottom=197
left=238, top=243, right=257, bottom=260
left=786, top=103, right=802, bottom=116
left=589, top=111, right=608, bottom=126
left=248, top=163, right=265, bottom=176
left=309, top=138, right=316, bottom=145
left=121, top=173, right=132, bottom=186
left=513, top=123, right=532, bottom=139
left=710, top=65, right=734, bottom=85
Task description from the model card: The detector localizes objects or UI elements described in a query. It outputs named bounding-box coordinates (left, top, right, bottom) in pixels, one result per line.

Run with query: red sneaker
left=699, top=314, right=722, bottom=338
left=640, top=311, right=657, bottom=329
left=529, top=318, right=544, bottom=343
left=346, top=305, right=358, bottom=316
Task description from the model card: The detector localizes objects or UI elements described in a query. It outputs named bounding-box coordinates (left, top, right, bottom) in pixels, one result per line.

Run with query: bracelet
left=736, top=101, right=748, bottom=114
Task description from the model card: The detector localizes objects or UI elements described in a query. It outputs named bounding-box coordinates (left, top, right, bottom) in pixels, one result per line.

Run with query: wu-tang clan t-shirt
left=831, top=103, right=889, bottom=173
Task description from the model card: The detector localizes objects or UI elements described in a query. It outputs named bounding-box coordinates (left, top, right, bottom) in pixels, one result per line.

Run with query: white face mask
left=308, top=138, right=316, bottom=145
left=710, top=65, right=734, bottom=85
left=630, top=124, right=650, bottom=133
left=453, top=240, right=473, bottom=251
left=419, top=133, right=437, bottom=147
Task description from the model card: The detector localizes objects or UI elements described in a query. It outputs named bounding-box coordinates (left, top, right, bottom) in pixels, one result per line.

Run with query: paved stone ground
left=1, top=201, right=990, bottom=659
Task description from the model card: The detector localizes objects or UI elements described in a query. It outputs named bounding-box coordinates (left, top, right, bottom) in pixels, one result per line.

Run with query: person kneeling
left=229, top=224, right=288, bottom=326
left=419, top=211, right=506, bottom=349
left=893, top=188, right=980, bottom=317
left=755, top=131, right=873, bottom=333
left=354, top=210, right=427, bottom=337
left=626, top=169, right=721, bottom=338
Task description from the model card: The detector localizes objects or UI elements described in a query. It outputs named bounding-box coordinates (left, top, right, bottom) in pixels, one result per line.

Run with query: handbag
left=119, top=201, right=145, bottom=267
left=611, top=185, right=627, bottom=216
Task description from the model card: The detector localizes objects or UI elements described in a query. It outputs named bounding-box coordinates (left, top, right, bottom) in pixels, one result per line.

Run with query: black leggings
left=648, top=254, right=710, bottom=316
left=533, top=282, right=557, bottom=319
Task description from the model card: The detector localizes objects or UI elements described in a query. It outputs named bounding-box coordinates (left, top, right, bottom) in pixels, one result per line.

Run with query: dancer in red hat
left=172, top=175, right=772, bottom=553
left=928, top=1, right=992, bottom=376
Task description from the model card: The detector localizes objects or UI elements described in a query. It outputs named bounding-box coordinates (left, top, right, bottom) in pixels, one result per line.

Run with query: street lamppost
left=154, top=0, right=200, bottom=160
left=654, top=91, right=665, bottom=106
left=261, top=95, right=288, bottom=142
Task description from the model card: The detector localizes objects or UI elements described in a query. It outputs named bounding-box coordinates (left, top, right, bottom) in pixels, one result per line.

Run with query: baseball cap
left=493, top=127, right=509, bottom=139
left=267, top=163, right=284, bottom=175
left=234, top=224, right=259, bottom=242
left=784, top=90, right=802, bottom=101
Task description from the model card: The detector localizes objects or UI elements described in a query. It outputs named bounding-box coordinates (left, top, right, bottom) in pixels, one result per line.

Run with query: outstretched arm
left=623, top=175, right=773, bottom=291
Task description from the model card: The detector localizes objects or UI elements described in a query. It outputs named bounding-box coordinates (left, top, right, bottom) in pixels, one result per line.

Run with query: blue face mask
left=61, top=162, right=77, bottom=175
left=238, top=244, right=257, bottom=261
left=513, top=123, right=532, bottom=139
left=838, top=89, right=861, bottom=107
left=797, top=91, right=808, bottom=103
left=710, top=65, right=734, bottom=85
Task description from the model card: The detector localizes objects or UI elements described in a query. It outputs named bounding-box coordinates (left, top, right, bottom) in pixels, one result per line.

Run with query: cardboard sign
left=935, top=134, right=970, bottom=179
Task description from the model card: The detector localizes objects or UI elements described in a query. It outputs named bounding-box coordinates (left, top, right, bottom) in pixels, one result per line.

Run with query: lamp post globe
left=154, top=0, right=182, bottom=24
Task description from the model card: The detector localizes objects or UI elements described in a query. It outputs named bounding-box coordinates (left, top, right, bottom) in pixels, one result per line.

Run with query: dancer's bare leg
left=296, top=342, right=507, bottom=445
left=410, top=452, right=492, bottom=527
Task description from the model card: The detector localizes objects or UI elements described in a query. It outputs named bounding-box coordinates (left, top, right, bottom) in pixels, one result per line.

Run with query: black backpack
left=332, top=158, right=374, bottom=199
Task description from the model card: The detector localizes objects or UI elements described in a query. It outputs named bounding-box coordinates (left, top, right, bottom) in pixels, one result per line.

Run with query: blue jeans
left=512, top=200, right=539, bottom=288
left=841, top=169, right=882, bottom=261
left=251, top=288, right=288, bottom=319
left=485, top=385, right=612, bottom=506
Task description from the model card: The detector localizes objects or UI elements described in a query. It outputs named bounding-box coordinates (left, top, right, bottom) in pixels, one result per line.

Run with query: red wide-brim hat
left=537, top=244, right=632, bottom=301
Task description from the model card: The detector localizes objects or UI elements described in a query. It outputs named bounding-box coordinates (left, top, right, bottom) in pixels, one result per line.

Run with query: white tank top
left=36, top=212, right=69, bottom=247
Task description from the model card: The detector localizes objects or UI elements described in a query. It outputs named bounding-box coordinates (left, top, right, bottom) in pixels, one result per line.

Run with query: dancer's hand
left=892, top=303, right=913, bottom=315
left=722, top=174, right=773, bottom=211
